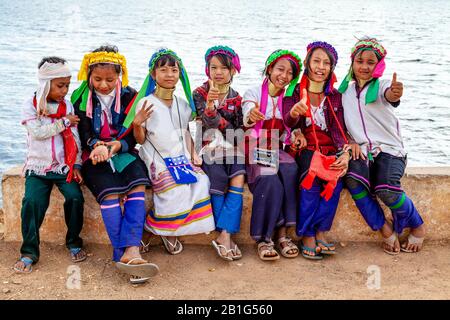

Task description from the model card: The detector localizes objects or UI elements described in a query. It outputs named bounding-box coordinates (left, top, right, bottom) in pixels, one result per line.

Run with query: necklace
left=154, top=84, right=176, bottom=100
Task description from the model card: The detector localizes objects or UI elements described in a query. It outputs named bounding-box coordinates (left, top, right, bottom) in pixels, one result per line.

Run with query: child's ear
left=150, top=70, right=156, bottom=80
left=231, top=68, right=236, bottom=76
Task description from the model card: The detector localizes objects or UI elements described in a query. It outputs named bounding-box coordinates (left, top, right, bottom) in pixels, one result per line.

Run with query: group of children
left=14, top=38, right=426, bottom=284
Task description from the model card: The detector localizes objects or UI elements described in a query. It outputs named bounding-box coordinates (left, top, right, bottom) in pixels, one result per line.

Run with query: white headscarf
left=36, top=62, right=71, bottom=115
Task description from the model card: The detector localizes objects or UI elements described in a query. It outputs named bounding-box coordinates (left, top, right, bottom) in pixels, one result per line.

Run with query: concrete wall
left=2, top=166, right=450, bottom=245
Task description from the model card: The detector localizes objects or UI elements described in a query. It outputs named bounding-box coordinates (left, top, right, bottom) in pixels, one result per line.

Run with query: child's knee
left=344, top=175, right=362, bottom=190
left=376, top=190, right=400, bottom=207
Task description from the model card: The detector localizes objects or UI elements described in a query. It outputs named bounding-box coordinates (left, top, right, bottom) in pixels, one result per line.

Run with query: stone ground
left=0, top=224, right=449, bottom=300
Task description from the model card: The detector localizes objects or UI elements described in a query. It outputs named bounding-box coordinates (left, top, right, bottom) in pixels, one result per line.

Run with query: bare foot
left=401, top=224, right=426, bottom=252
left=301, top=236, right=320, bottom=257
left=380, top=222, right=400, bottom=254
left=316, top=231, right=335, bottom=252
left=120, top=246, right=146, bottom=264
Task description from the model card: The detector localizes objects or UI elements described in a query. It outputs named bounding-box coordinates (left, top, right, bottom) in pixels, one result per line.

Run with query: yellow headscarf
left=77, top=51, right=128, bottom=87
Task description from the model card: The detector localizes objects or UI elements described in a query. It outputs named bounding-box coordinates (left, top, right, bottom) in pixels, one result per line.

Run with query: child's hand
left=73, top=168, right=83, bottom=184
left=192, top=153, right=203, bottom=167
left=330, top=152, right=350, bottom=177
left=206, top=80, right=219, bottom=109
left=105, top=141, right=121, bottom=156
left=66, top=114, right=80, bottom=126
left=249, top=103, right=265, bottom=123
left=348, top=143, right=366, bottom=160
left=387, top=72, right=403, bottom=102
left=291, top=130, right=307, bottom=150
left=133, top=101, right=153, bottom=126
left=290, top=89, right=309, bottom=118
left=90, top=145, right=109, bottom=164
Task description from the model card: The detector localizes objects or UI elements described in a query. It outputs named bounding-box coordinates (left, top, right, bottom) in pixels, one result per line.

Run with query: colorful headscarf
left=264, top=49, right=302, bottom=97
left=338, top=38, right=387, bottom=104
left=123, top=48, right=195, bottom=128
left=36, top=62, right=71, bottom=115
left=204, top=45, right=241, bottom=77
left=251, top=50, right=302, bottom=143
left=71, top=51, right=129, bottom=118
left=299, top=41, right=338, bottom=96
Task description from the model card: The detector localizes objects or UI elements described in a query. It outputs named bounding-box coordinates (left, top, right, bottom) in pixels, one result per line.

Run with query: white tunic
left=342, top=79, right=405, bottom=157
left=136, top=94, right=215, bottom=237
left=21, top=97, right=82, bottom=176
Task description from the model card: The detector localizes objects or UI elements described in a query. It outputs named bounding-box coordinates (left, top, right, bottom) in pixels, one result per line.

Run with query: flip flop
left=161, top=236, right=183, bottom=255
left=115, top=258, right=159, bottom=278
left=70, top=248, right=87, bottom=262
left=382, top=232, right=400, bottom=255
left=300, top=244, right=323, bottom=260
left=316, top=240, right=336, bottom=255
left=211, top=240, right=233, bottom=261
left=231, top=244, right=242, bottom=260
left=129, top=275, right=150, bottom=285
left=13, top=257, right=33, bottom=274
left=140, top=240, right=151, bottom=254
left=400, top=233, right=424, bottom=253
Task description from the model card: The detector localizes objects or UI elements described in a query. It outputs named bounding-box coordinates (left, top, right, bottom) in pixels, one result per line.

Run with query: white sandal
left=161, top=236, right=183, bottom=255
left=382, top=232, right=400, bottom=255
left=115, top=258, right=160, bottom=278
left=401, top=233, right=424, bottom=253
left=129, top=275, right=150, bottom=284
left=211, top=240, right=233, bottom=261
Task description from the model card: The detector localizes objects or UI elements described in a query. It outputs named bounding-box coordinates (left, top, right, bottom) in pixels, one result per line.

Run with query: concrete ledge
left=2, top=166, right=450, bottom=245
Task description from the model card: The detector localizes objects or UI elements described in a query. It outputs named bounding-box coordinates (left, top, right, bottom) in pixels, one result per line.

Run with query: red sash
left=33, top=96, right=78, bottom=183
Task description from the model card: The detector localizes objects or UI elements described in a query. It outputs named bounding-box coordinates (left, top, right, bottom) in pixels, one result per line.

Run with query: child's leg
left=217, top=178, right=244, bottom=234
left=19, top=174, right=54, bottom=263
left=315, top=180, right=344, bottom=251
left=119, top=186, right=147, bottom=261
left=345, top=159, right=385, bottom=231
left=55, top=175, right=84, bottom=252
left=100, top=195, right=124, bottom=262
left=297, top=179, right=321, bottom=257
left=374, top=153, right=425, bottom=251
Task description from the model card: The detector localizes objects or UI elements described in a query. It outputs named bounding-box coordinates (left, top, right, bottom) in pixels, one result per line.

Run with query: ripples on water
left=1, top=0, right=450, bottom=205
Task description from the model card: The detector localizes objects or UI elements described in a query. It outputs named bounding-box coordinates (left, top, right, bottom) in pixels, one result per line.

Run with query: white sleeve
left=379, top=79, right=393, bottom=105
left=21, top=98, right=65, bottom=140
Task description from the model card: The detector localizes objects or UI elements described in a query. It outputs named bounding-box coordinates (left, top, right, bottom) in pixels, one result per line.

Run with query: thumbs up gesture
left=290, top=89, right=309, bottom=118
left=387, top=72, right=403, bottom=102
left=206, top=79, right=220, bottom=110
left=249, top=102, right=266, bottom=123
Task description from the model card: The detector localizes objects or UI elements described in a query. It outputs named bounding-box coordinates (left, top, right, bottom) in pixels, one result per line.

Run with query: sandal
left=140, top=240, right=151, bottom=254
left=300, top=244, right=323, bottom=260
left=13, top=257, right=33, bottom=274
left=257, top=241, right=280, bottom=261
left=316, top=240, right=336, bottom=255
left=161, top=236, right=183, bottom=255
left=277, top=237, right=299, bottom=258
left=400, top=233, right=424, bottom=253
left=115, top=258, right=159, bottom=278
left=70, top=248, right=87, bottom=262
left=129, top=275, right=150, bottom=285
left=211, top=240, right=233, bottom=261
left=383, top=232, right=400, bottom=255
left=231, top=244, right=242, bottom=260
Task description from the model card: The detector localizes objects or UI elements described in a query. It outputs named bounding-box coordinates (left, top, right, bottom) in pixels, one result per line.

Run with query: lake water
left=1, top=0, right=449, bottom=206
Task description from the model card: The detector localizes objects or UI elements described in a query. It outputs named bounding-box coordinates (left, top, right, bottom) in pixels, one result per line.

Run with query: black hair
left=264, top=59, right=300, bottom=80
left=154, top=54, right=179, bottom=69
left=38, top=56, right=67, bottom=68
left=304, top=47, right=336, bottom=81
left=89, top=44, right=122, bottom=74
left=207, top=53, right=234, bottom=81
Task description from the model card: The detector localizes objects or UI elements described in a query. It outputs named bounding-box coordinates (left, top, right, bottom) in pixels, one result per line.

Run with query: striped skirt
left=144, top=166, right=215, bottom=236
